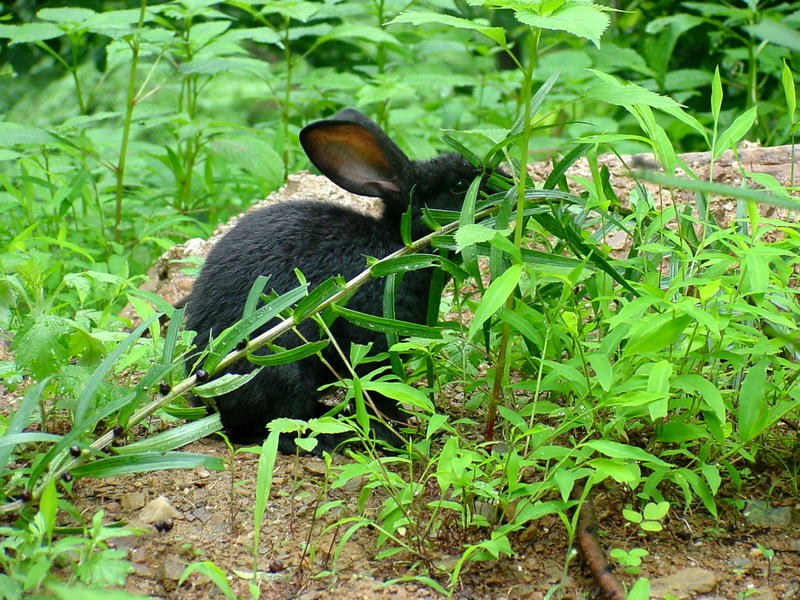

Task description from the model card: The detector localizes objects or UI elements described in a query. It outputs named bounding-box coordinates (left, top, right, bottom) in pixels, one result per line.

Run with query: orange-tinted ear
left=300, top=111, right=410, bottom=199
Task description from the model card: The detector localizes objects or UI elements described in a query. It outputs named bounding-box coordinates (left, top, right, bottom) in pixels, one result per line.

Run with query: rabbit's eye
left=450, top=179, right=470, bottom=194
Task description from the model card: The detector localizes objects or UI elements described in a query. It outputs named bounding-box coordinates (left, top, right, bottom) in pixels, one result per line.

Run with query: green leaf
left=331, top=304, right=442, bottom=338
left=455, top=224, right=512, bottom=252
left=738, top=358, right=769, bottom=443
left=194, top=369, right=262, bottom=398
left=624, top=314, right=692, bottom=356
left=673, top=374, right=726, bottom=425
left=711, top=65, right=722, bottom=123
left=746, top=16, right=800, bottom=53
left=247, top=340, right=329, bottom=366
left=656, top=422, right=709, bottom=443
left=637, top=170, right=800, bottom=212
left=224, top=26, right=281, bottom=45
left=115, top=415, right=223, bottom=454
left=587, top=352, right=613, bottom=391
left=322, top=24, right=400, bottom=46
left=585, top=70, right=682, bottom=109
left=10, top=314, right=72, bottom=380
left=782, top=61, right=796, bottom=120
left=210, top=136, right=283, bottom=186
left=70, top=451, right=224, bottom=478
left=73, top=314, right=160, bottom=425
left=179, top=562, right=237, bottom=600
left=205, top=285, right=308, bottom=372
left=515, top=5, right=610, bottom=48
left=589, top=458, right=638, bottom=483
left=5, top=22, right=64, bottom=43
left=468, top=264, right=522, bottom=340
left=37, top=7, right=97, bottom=23
left=714, top=106, right=757, bottom=161
left=585, top=440, right=669, bottom=466
left=364, top=381, right=433, bottom=411
left=0, top=122, right=58, bottom=145
left=643, top=501, right=670, bottom=520
left=386, top=11, right=506, bottom=46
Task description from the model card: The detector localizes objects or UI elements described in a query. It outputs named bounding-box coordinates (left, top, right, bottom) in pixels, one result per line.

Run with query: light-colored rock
left=650, top=567, right=721, bottom=599
left=140, top=495, right=181, bottom=523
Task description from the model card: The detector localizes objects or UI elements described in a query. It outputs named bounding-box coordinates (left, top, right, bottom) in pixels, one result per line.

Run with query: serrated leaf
left=11, top=314, right=72, bottom=379
left=515, top=5, right=610, bottom=47
left=386, top=11, right=506, bottom=46
left=0, top=122, right=58, bottom=145
left=37, top=7, right=97, bottom=23
left=323, top=24, right=400, bottom=46
left=224, top=26, right=281, bottom=45
left=8, top=22, right=64, bottom=43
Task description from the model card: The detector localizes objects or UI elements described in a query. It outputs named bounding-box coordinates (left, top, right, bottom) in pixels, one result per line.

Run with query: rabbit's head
left=300, top=108, right=484, bottom=235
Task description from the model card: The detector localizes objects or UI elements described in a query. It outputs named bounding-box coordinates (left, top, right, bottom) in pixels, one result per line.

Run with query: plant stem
left=485, top=29, right=538, bottom=443
left=114, top=0, right=148, bottom=245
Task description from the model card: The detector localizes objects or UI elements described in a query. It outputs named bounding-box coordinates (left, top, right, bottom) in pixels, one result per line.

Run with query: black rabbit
left=185, top=108, right=491, bottom=453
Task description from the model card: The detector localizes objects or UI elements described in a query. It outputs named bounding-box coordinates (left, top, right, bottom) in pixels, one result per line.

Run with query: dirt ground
left=69, top=435, right=800, bottom=600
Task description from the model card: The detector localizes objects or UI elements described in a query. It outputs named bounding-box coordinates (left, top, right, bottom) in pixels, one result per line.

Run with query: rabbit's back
left=187, top=201, right=430, bottom=356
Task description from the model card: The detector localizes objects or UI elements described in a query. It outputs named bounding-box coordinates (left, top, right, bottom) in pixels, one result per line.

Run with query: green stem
left=485, top=29, right=539, bottom=443
left=114, top=0, right=148, bottom=245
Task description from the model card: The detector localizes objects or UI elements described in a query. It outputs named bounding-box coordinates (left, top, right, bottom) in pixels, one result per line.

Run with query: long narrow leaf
left=69, top=451, right=224, bottom=478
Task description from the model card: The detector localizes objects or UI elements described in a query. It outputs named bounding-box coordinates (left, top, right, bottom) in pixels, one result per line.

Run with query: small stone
left=156, top=558, right=187, bottom=591
left=121, top=492, right=147, bottom=511
left=651, top=567, right=721, bottom=599
left=130, top=547, right=147, bottom=562
left=748, top=588, right=778, bottom=600
left=140, top=496, right=181, bottom=524
left=728, top=556, right=754, bottom=569
left=743, top=500, right=800, bottom=528
left=302, top=458, right=327, bottom=475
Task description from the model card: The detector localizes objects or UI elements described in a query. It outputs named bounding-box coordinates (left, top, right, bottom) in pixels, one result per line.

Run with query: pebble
left=650, top=567, right=721, bottom=598
left=121, top=492, right=147, bottom=511
left=743, top=500, right=800, bottom=528
left=140, top=496, right=181, bottom=524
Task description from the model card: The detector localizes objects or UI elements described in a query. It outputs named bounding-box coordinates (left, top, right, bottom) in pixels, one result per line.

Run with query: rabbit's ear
left=300, top=110, right=410, bottom=199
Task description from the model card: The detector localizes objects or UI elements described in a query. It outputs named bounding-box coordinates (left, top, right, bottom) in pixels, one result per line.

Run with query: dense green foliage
left=1, top=0, right=800, bottom=597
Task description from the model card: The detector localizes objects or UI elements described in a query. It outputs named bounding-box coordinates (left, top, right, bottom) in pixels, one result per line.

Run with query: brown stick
left=572, top=482, right=626, bottom=600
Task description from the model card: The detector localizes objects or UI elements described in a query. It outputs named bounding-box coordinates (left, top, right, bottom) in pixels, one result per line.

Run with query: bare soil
left=67, top=435, right=800, bottom=600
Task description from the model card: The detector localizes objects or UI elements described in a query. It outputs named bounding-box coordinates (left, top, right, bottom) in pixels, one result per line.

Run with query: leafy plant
left=0, top=481, right=144, bottom=599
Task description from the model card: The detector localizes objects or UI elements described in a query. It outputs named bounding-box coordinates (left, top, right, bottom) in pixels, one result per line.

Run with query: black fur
left=185, top=108, right=489, bottom=453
